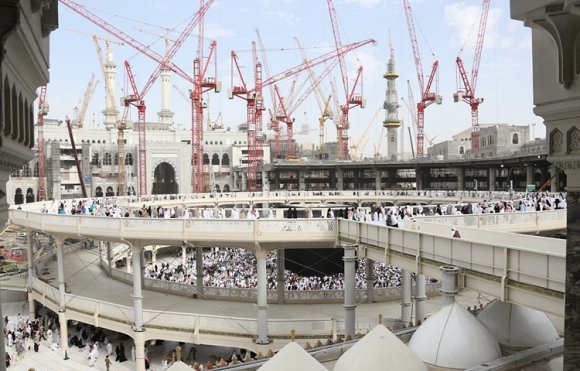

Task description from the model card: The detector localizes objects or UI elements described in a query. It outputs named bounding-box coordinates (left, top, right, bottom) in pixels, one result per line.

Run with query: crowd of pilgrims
left=145, top=248, right=430, bottom=290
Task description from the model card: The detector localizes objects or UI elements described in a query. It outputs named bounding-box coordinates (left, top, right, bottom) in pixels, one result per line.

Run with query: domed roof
left=334, top=325, right=427, bottom=371
left=257, top=341, right=327, bottom=371
left=409, top=302, right=501, bottom=370
left=477, top=300, right=559, bottom=349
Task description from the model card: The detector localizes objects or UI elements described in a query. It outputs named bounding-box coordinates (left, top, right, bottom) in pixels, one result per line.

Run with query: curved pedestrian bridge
left=8, top=191, right=566, bottom=355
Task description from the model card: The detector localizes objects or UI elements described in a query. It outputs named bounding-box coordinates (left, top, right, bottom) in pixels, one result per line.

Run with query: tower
left=102, top=42, right=119, bottom=130
left=383, top=42, right=401, bottom=160
left=158, top=38, right=175, bottom=127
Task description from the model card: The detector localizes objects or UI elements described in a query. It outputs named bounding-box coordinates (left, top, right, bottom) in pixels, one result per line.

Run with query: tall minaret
left=102, top=41, right=119, bottom=130
left=383, top=37, right=401, bottom=160
left=158, top=38, right=174, bottom=127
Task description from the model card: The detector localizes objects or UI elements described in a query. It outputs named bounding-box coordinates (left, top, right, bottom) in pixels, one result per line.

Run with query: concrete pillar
left=298, top=170, right=306, bottom=191
left=387, top=169, right=397, bottom=188
left=488, top=167, right=496, bottom=191
left=343, top=244, right=358, bottom=339
left=241, top=171, right=248, bottom=192
left=58, top=311, right=68, bottom=352
left=329, top=169, right=337, bottom=189
left=106, top=241, right=113, bottom=277
left=152, top=246, right=157, bottom=264
left=56, top=237, right=66, bottom=313
left=366, top=259, right=374, bottom=303
left=374, top=171, right=381, bottom=191
left=400, top=269, right=412, bottom=324
left=196, top=247, right=203, bottom=297
left=127, top=251, right=132, bottom=274
left=139, top=248, right=145, bottom=292
left=414, top=274, right=426, bottom=325
left=26, top=230, right=35, bottom=320
left=181, top=243, right=187, bottom=264
left=526, top=165, right=534, bottom=186
left=457, top=168, right=465, bottom=191
left=274, top=172, right=280, bottom=191
left=255, top=250, right=270, bottom=344
left=277, top=249, right=285, bottom=304
left=133, top=330, right=146, bottom=371
left=336, top=168, right=344, bottom=191
left=415, top=168, right=423, bottom=190
left=131, top=244, right=144, bottom=333
left=439, top=266, right=458, bottom=306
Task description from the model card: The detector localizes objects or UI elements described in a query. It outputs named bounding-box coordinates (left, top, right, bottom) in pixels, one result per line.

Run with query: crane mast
left=402, top=0, right=441, bottom=158
left=36, top=86, right=48, bottom=201
left=326, top=0, right=369, bottom=160
left=454, top=0, right=490, bottom=158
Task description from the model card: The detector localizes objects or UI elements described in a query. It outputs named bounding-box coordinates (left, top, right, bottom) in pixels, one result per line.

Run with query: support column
left=277, top=249, right=285, bottom=304
left=298, top=170, right=306, bottom=191
left=343, top=244, right=358, bottom=339
left=255, top=250, right=270, bottom=344
left=56, top=236, right=68, bottom=352
left=336, top=168, right=344, bottom=191
left=152, top=246, right=157, bottom=264
left=133, top=330, right=146, bottom=371
left=127, top=251, right=132, bottom=274
left=274, top=172, right=280, bottom=191
left=366, top=259, right=374, bottom=303
left=526, top=165, right=534, bottom=186
left=415, top=168, right=423, bottom=190
left=130, top=243, right=146, bottom=371
left=196, top=247, right=203, bottom=297
left=457, top=168, right=465, bottom=191
left=439, top=266, right=458, bottom=306
left=181, top=243, right=187, bottom=264
left=26, top=229, right=35, bottom=320
left=414, top=274, right=426, bottom=325
left=488, top=167, right=496, bottom=191
left=400, top=269, right=412, bottom=324
left=106, top=241, right=113, bottom=276
left=374, top=171, right=381, bottom=191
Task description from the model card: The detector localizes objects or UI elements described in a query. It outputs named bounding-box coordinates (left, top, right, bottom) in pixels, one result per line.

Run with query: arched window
left=92, top=153, right=100, bottom=166
left=211, top=153, right=220, bottom=165
left=223, top=184, right=231, bottom=192
left=14, top=188, right=23, bottom=205
left=103, top=153, right=112, bottom=165
left=34, top=162, right=38, bottom=177
left=106, top=186, right=115, bottom=196
left=26, top=188, right=34, bottom=203
left=222, top=153, right=230, bottom=166
left=512, top=133, right=519, bottom=144
left=459, top=146, right=464, bottom=155
left=126, top=153, right=133, bottom=166
left=95, top=186, right=103, bottom=197
left=203, top=153, right=210, bottom=165
left=114, top=153, right=119, bottom=165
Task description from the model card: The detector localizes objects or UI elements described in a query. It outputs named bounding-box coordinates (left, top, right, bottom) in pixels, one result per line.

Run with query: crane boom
left=76, top=74, right=98, bottom=128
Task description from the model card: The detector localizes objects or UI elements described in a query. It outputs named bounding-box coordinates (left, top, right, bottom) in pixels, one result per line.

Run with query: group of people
left=145, top=247, right=431, bottom=291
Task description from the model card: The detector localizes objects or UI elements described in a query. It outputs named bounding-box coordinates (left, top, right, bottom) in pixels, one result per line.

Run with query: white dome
left=257, top=341, right=327, bottom=371
left=409, top=303, right=501, bottom=370
left=477, top=300, right=559, bottom=349
left=334, top=325, right=427, bottom=371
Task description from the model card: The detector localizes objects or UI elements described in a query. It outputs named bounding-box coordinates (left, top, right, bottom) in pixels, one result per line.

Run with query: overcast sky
left=48, top=0, right=542, bottom=157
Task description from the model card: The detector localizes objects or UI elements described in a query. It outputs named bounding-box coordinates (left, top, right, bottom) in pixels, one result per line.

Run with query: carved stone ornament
left=551, top=128, right=564, bottom=154
left=533, top=4, right=580, bottom=89
left=568, top=126, right=580, bottom=153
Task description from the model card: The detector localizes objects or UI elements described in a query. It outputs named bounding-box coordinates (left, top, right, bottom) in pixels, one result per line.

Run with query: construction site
left=6, top=0, right=545, bottom=202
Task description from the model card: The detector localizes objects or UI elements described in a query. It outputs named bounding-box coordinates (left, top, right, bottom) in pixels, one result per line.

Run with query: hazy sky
left=48, top=0, right=543, bottom=157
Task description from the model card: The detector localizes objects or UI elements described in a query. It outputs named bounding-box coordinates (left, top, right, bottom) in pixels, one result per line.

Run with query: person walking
left=105, top=355, right=111, bottom=371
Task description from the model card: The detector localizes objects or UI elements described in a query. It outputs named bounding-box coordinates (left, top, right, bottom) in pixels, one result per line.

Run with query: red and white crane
left=327, top=0, right=369, bottom=160
left=230, top=38, right=375, bottom=191
left=402, top=0, right=442, bottom=158
left=59, top=0, right=215, bottom=195
left=454, top=0, right=491, bottom=158
left=36, top=86, right=48, bottom=201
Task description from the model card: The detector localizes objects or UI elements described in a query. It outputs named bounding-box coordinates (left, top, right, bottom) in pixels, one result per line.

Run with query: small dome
left=477, top=300, right=559, bottom=350
left=334, top=325, right=427, bottom=371
left=409, top=303, right=500, bottom=370
left=257, top=341, right=326, bottom=371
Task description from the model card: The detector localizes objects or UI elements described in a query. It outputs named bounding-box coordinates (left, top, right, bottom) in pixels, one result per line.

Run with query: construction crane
left=59, top=0, right=215, bottom=195
left=454, top=0, right=491, bottom=158
left=327, top=0, right=370, bottom=160
left=402, top=0, right=442, bottom=158
left=64, top=117, right=87, bottom=198
left=350, top=108, right=382, bottom=160
left=230, top=38, right=375, bottom=191
left=72, top=74, right=99, bottom=128
left=191, top=0, right=220, bottom=194
left=36, top=86, right=48, bottom=201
